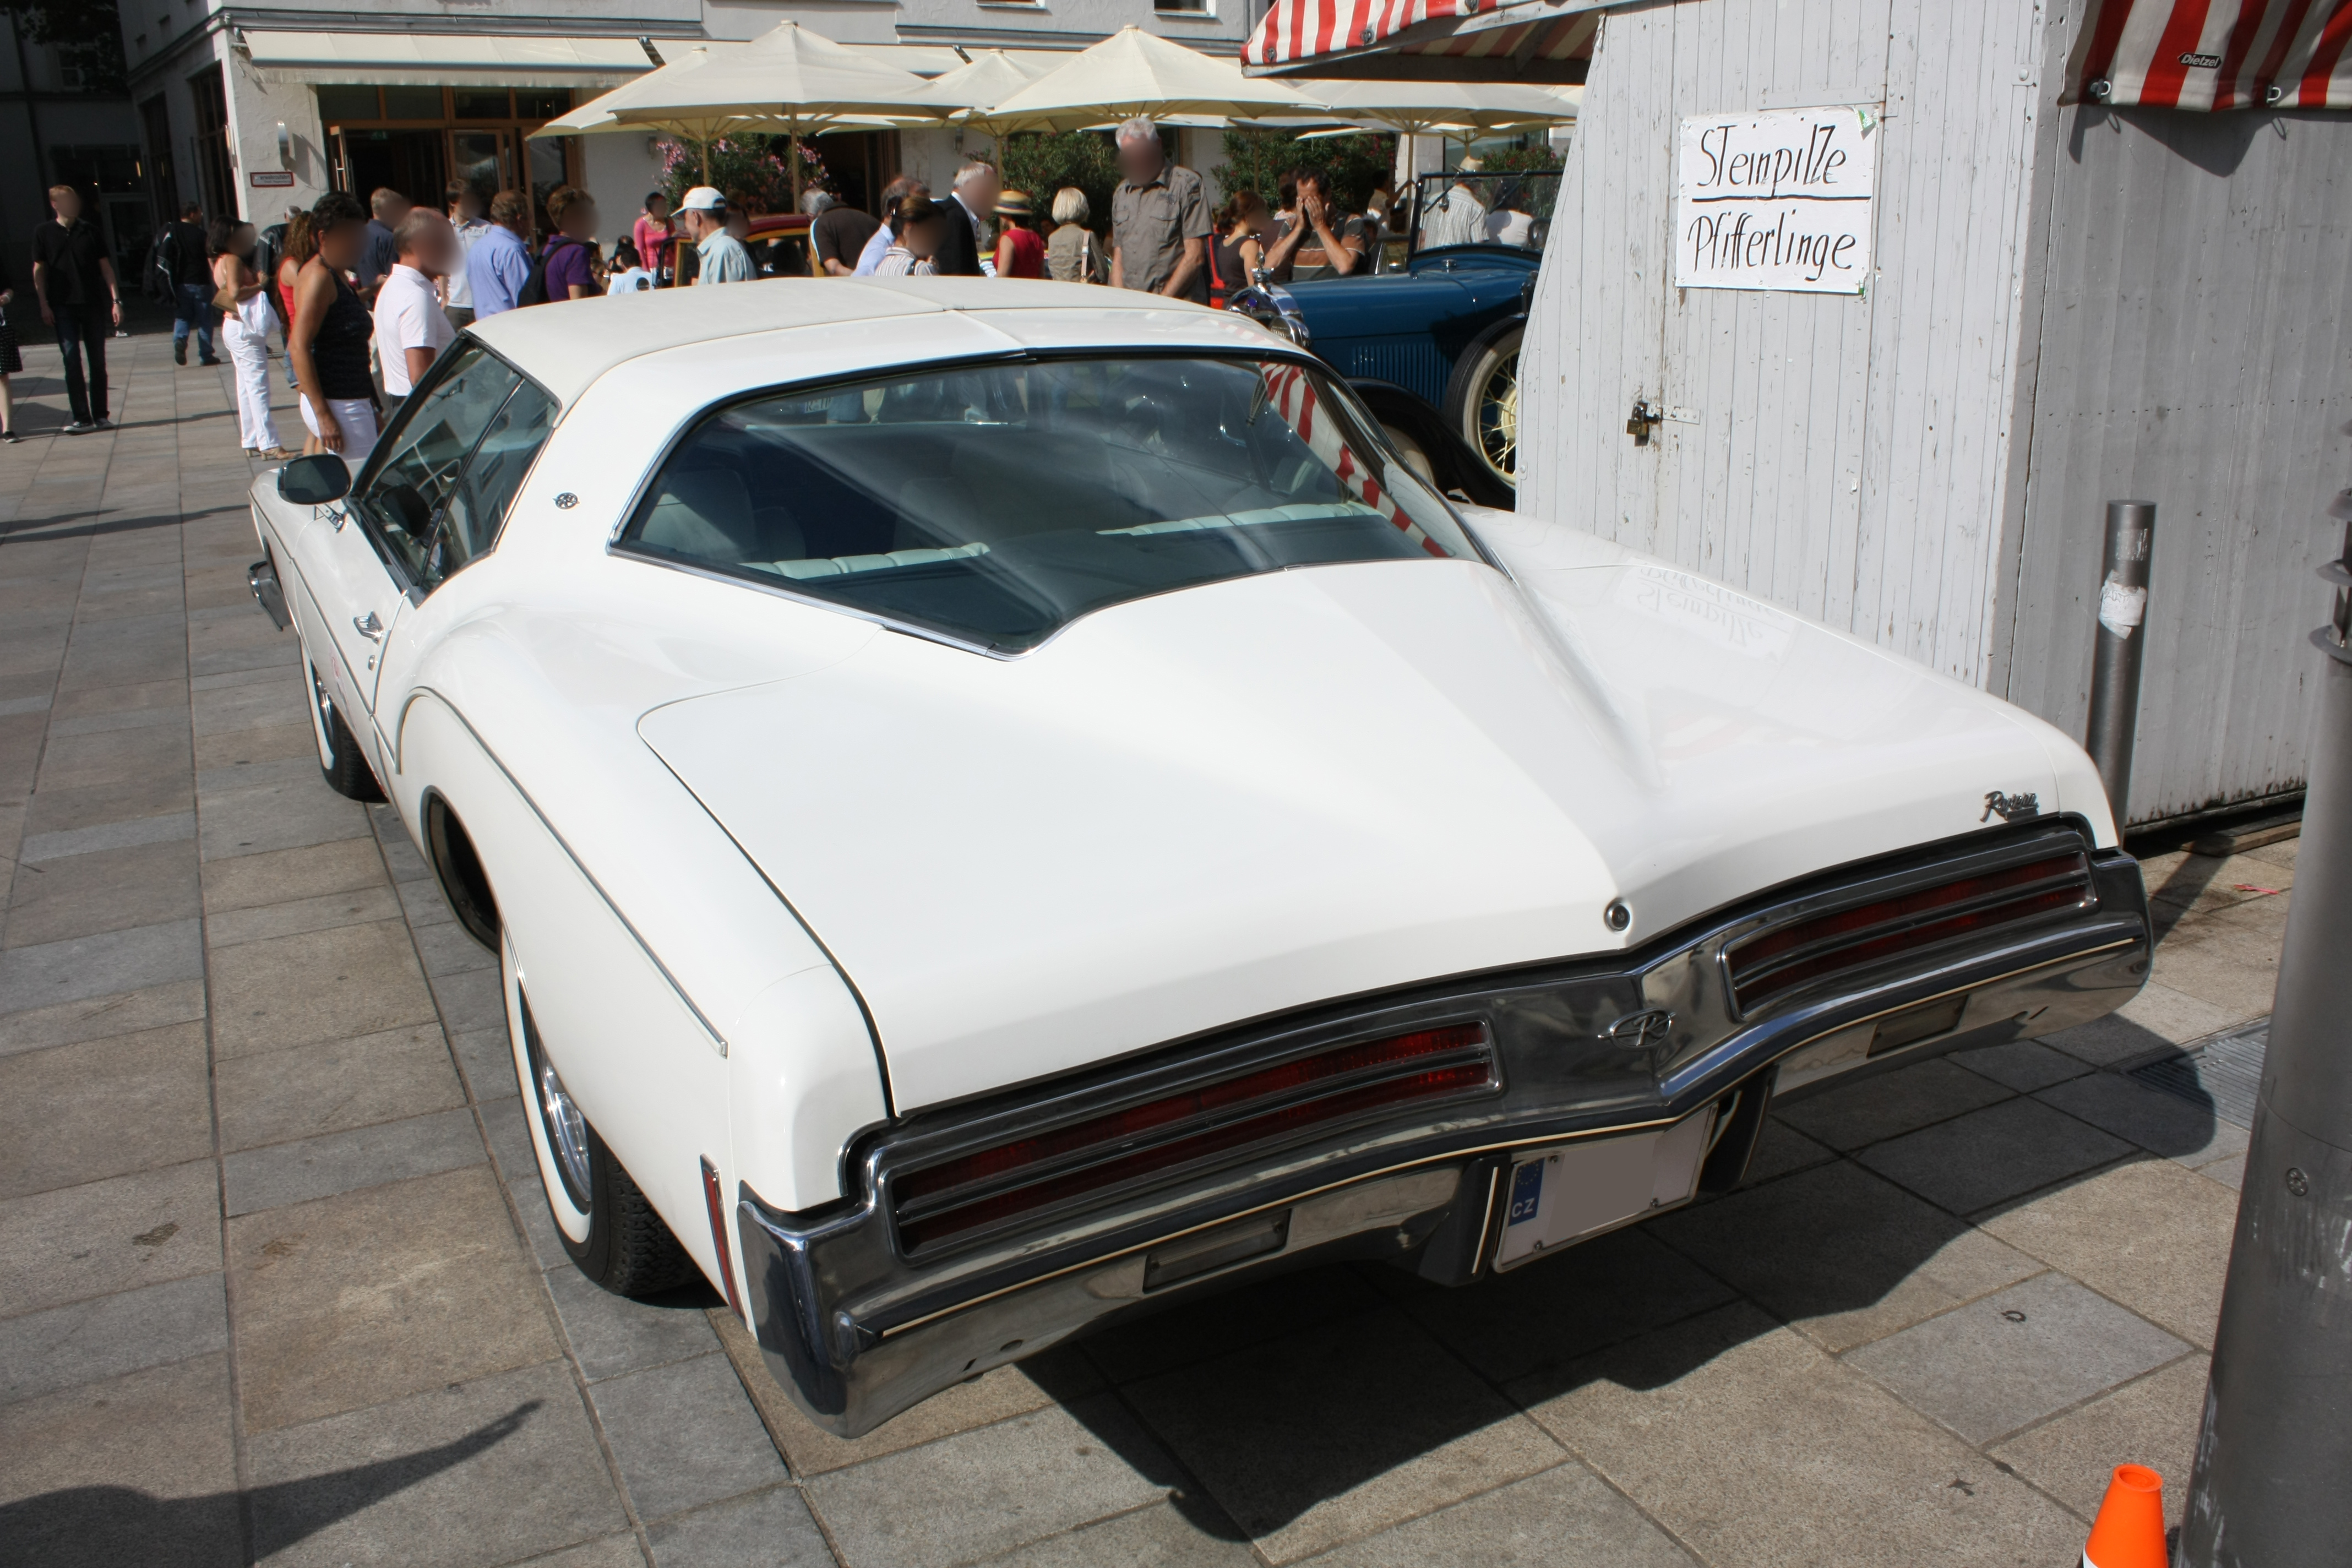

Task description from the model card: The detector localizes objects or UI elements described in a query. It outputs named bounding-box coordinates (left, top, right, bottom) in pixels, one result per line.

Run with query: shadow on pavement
left=2148, top=852, right=2226, bottom=943
left=0, top=511, right=198, bottom=542
left=0, top=1401, right=540, bottom=1568
left=1040, top=1062, right=2214, bottom=1540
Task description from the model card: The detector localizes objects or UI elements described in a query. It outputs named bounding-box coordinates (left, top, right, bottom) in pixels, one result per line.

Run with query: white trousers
left=299, top=394, right=379, bottom=467
left=220, top=319, right=280, bottom=453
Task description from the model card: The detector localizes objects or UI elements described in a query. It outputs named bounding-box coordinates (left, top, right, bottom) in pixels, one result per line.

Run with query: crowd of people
left=0, top=118, right=1431, bottom=454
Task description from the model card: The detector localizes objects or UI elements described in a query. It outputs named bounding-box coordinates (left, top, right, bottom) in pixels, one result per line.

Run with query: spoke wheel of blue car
left=305, top=654, right=385, bottom=802
left=505, top=940, right=695, bottom=1297
left=1444, top=322, right=1523, bottom=492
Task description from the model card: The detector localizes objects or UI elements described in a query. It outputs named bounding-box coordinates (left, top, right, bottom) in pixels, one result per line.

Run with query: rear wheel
left=1444, top=322, right=1523, bottom=493
left=305, top=656, right=384, bottom=802
left=505, top=936, right=694, bottom=1296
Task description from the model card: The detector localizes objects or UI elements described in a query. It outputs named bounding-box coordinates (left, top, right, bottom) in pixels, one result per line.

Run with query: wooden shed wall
left=1992, top=105, right=2352, bottom=823
left=1518, top=0, right=2049, bottom=683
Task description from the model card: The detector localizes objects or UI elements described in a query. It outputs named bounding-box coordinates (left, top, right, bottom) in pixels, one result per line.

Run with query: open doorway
left=340, top=128, right=450, bottom=211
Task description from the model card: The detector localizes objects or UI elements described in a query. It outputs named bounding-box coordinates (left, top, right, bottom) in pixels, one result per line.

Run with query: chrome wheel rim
left=1476, top=356, right=1520, bottom=479
left=521, top=997, right=592, bottom=1209
left=537, top=1055, right=593, bottom=1208
left=309, top=663, right=337, bottom=760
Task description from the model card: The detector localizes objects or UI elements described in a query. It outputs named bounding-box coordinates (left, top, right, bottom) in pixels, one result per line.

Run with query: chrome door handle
left=352, top=612, right=384, bottom=641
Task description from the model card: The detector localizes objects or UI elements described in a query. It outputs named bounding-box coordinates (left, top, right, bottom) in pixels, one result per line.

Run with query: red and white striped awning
left=2064, top=0, right=2352, bottom=108
left=1245, top=0, right=1604, bottom=80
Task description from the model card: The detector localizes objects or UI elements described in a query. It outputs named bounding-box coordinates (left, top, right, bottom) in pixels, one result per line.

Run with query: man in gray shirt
left=1109, top=118, right=1210, bottom=303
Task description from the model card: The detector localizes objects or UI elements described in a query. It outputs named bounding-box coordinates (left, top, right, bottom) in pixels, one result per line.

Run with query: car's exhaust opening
left=1142, top=1210, right=1291, bottom=1293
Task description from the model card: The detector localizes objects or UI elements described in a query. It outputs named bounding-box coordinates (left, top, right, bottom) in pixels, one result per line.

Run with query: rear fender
left=395, top=689, right=734, bottom=1293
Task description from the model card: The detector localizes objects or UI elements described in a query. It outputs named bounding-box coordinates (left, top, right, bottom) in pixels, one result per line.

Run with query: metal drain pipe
left=2084, top=500, right=2155, bottom=824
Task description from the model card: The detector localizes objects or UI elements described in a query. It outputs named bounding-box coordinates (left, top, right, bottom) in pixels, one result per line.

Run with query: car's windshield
left=617, top=355, right=1482, bottom=653
left=1409, top=171, right=1559, bottom=257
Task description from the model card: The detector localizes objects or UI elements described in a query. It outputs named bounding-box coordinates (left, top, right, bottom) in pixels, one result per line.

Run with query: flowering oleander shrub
left=658, top=136, right=827, bottom=214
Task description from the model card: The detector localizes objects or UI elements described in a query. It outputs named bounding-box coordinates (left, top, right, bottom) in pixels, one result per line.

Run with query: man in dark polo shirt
left=161, top=202, right=220, bottom=366
left=810, top=192, right=880, bottom=277
left=1109, top=118, right=1210, bottom=303
left=30, top=184, right=123, bottom=433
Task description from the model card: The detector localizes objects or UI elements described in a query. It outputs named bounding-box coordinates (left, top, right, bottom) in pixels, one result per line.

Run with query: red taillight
left=1728, top=852, right=2090, bottom=1011
left=701, top=1156, right=743, bottom=1316
left=893, top=1023, right=1495, bottom=1252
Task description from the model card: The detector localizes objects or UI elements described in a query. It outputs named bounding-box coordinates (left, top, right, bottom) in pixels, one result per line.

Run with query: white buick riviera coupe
left=246, top=280, right=2150, bottom=1436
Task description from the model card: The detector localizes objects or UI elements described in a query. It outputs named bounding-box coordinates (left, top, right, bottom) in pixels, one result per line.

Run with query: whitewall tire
left=503, top=932, right=695, bottom=1294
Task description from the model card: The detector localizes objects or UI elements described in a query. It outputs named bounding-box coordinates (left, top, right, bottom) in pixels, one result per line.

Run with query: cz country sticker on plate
left=1506, top=1158, right=1544, bottom=1227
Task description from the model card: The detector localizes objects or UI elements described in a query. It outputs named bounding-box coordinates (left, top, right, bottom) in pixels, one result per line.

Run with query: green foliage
left=1477, top=141, right=1564, bottom=176
left=998, top=131, right=1121, bottom=234
left=1213, top=127, right=1397, bottom=216
left=2, top=0, right=128, bottom=95
left=657, top=135, right=826, bottom=215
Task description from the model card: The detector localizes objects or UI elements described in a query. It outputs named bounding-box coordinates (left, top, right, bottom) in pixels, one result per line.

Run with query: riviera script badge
left=1674, top=106, right=1880, bottom=295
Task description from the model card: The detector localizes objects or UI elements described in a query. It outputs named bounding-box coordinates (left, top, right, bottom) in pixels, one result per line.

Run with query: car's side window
left=432, top=380, right=558, bottom=581
left=353, top=344, right=522, bottom=586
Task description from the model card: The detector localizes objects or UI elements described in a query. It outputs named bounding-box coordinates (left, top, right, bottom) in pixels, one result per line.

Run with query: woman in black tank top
left=308, top=270, right=373, bottom=400
left=288, top=189, right=380, bottom=457
left=1207, top=189, right=1276, bottom=309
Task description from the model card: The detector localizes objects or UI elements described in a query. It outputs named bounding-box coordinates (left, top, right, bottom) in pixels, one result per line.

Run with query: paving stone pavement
left=0, top=314, right=2296, bottom=1566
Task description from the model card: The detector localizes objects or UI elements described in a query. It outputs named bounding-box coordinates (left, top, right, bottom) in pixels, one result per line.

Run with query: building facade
left=3, top=5, right=150, bottom=286
left=118, top=0, right=1259, bottom=243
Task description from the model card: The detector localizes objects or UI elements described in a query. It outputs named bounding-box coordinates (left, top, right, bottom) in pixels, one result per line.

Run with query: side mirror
left=277, top=453, right=352, bottom=507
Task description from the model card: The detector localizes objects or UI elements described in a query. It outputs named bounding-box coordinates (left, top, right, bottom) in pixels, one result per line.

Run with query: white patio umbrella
left=1302, top=79, right=1576, bottom=134
left=590, top=24, right=944, bottom=202
left=903, top=48, right=1049, bottom=150
left=532, top=46, right=774, bottom=178
left=986, top=26, right=1320, bottom=133
left=1301, top=79, right=1576, bottom=181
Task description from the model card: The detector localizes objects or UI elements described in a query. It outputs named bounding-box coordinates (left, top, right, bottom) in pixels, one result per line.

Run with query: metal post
left=2083, top=500, right=2155, bottom=823
left=2180, top=473, right=2352, bottom=1567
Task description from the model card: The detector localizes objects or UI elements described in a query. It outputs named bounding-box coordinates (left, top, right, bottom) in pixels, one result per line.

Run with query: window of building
left=315, top=84, right=379, bottom=121
left=381, top=85, right=444, bottom=121
left=1155, top=0, right=1214, bottom=14
left=140, top=94, right=178, bottom=231
left=188, top=64, right=235, bottom=222
left=316, top=86, right=579, bottom=238
left=453, top=88, right=511, bottom=119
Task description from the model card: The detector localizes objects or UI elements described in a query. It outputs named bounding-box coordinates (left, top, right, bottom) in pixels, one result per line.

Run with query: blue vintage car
left=1231, top=171, right=1555, bottom=505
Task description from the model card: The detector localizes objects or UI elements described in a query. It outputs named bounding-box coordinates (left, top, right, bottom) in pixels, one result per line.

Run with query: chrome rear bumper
left=739, top=816, right=2150, bottom=1436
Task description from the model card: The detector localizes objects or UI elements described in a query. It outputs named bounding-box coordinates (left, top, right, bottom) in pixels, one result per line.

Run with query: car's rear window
left=615, top=356, right=1481, bottom=653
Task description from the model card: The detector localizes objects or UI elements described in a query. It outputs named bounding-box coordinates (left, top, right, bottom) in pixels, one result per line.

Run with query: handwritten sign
left=1674, top=107, right=1877, bottom=294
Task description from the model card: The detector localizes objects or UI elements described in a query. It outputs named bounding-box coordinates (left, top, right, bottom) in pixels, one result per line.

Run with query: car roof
left=462, top=278, right=1271, bottom=407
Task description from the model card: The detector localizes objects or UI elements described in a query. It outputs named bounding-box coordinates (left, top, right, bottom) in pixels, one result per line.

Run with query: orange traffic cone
left=2082, top=1463, right=2167, bottom=1568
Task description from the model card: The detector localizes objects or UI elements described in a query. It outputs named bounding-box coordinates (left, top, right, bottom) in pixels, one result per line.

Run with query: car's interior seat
left=637, top=467, right=760, bottom=562
left=752, top=507, right=808, bottom=561
left=894, top=477, right=993, bottom=550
